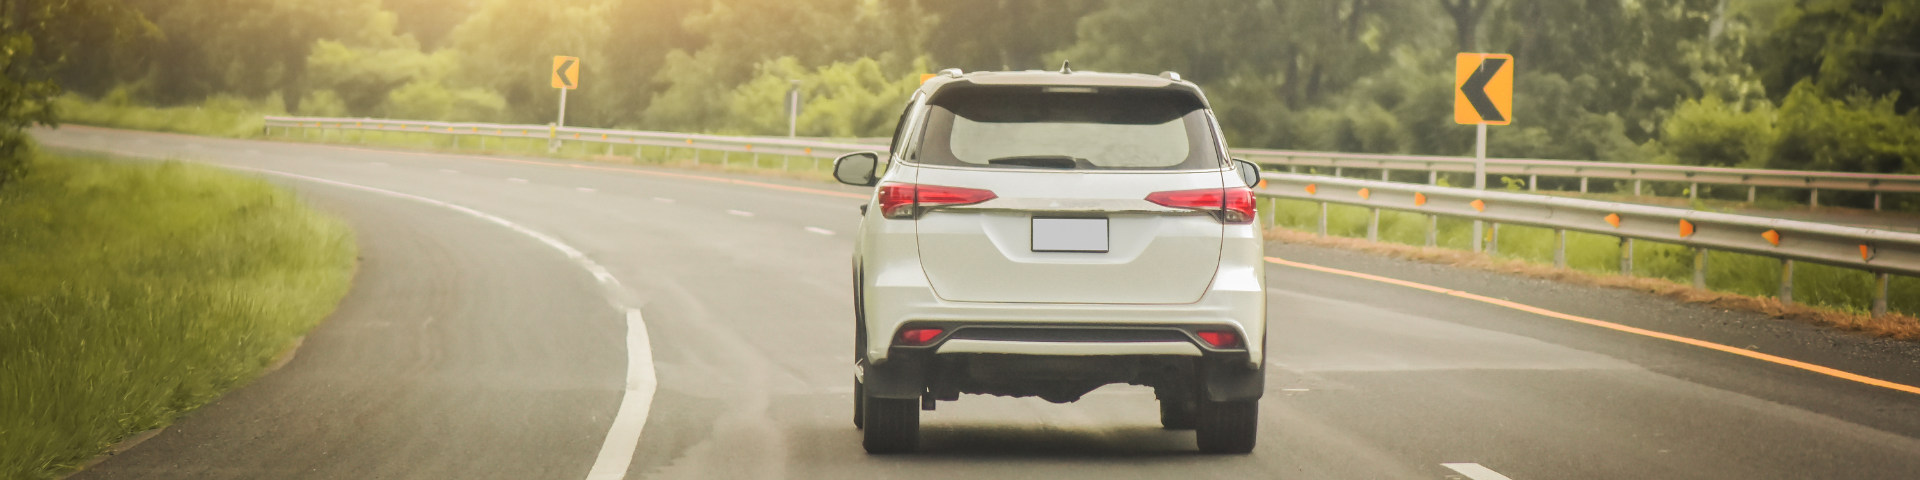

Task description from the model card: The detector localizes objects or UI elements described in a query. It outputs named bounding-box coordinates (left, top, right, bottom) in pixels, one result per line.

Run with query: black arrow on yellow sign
left=1459, top=57, right=1506, bottom=122
left=554, top=58, right=577, bottom=88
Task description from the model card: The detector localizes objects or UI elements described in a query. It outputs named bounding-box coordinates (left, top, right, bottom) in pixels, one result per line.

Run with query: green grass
left=0, top=153, right=356, bottom=479
left=1264, top=197, right=1920, bottom=317
left=53, top=92, right=279, bottom=139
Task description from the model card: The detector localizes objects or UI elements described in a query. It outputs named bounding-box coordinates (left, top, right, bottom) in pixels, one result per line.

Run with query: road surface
left=34, top=126, right=1920, bottom=479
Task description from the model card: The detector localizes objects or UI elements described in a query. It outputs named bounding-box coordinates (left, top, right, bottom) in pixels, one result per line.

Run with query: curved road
left=35, top=126, right=1920, bottom=479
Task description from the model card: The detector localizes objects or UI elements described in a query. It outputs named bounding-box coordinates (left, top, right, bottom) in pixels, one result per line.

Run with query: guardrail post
left=1488, top=223, right=1500, bottom=255
left=1778, top=259, right=1795, bottom=305
left=1693, top=247, right=1709, bottom=288
left=1426, top=215, right=1437, bottom=247
left=1334, top=167, right=1343, bottom=178
left=1580, top=177, right=1588, bottom=193
left=782, top=155, right=791, bottom=171
left=1634, top=179, right=1643, bottom=197
left=1381, top=169, right=1390, bottom=182
left=723, top=150, right=731, bottom=167
left=1748, top=185, right=1756, bottom=203
left=1689, top=182, right=1698, bottom=201
left=1473, top=221, right=1484, bottom=253
left=1268, top=198, right=1278, bottom=228
left=1366, top=208, right=1380, bottom=242
left=1874, top=192, right=1882, bottom=211
left=1317, top=202, right=1328, bottom=237
left=1810, top=188, right=1820, bottom=209
left=1428, top=170, right=1437, bottom=185
left=1553, top=229, right=1567, bottom=268
left=1529, top=174, right=1537, bottom=192
left=1290, top=165, right=1298, bottom=174
left=1620, top=238, right=1634, bottom=276
left=1873, top=272, right=1889, bottom=317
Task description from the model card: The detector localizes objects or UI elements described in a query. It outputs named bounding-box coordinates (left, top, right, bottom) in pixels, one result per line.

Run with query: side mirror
left=834, top=152, right=881, bottom=187
left=1232, top=158, right=1261, bottom=188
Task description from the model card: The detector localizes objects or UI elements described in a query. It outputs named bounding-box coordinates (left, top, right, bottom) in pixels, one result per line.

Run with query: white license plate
left=1031, top=217, right=1109, bottom=253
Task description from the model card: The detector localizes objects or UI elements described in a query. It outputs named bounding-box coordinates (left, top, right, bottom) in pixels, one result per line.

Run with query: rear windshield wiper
left=986, top=155, right=1081, bottom=169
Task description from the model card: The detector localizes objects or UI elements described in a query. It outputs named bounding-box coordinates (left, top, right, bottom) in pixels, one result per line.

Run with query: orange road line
left=1264, top=256, right=1920, bottom=396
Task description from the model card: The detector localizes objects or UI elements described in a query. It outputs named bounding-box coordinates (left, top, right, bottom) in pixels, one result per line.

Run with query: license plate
left=1031, top=217, right=1108, bottom=253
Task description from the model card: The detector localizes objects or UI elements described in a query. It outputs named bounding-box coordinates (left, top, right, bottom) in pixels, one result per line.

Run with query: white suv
left=833, top=68, right=1266, bottom=454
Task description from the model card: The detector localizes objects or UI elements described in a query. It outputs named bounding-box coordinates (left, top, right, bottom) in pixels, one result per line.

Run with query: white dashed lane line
left=577, top=187, right=597, bottom=193
left=726, top=210, right=754, bottom=217
left=805, top=227, right=835, bottom=236
left=371, top=162, right=389, bottom=167
left=441, top=169, right=459, bottom=174
left=508, top=178, right=529, bottom=183
left=653, top=197, right=675, bottom=203
left=1442, top=463, right=1515, bottom=480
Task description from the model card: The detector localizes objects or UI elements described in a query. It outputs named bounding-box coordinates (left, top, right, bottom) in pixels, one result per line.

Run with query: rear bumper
left=860, top=330, right=1263, bottom=403
left=860, top=263, right=1267, bottom=368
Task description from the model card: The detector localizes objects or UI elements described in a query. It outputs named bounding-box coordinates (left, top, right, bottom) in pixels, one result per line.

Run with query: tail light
left=876, top=183, right=997, bottom=219
left=1145, top=187, right=1256, bottom=224
left=897, top=328, right=945, bottom=346
left=1196, top=330, right=1240, bottom=348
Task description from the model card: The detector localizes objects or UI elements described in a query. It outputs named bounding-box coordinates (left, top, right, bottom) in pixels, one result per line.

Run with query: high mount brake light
left=1196, top=330, right=1240, bottom=348
left=898, top=328, right=944, bottom=346
left=1145, top=187, right=1256, bottom=224
left=877, top=183, right=997, bottom=219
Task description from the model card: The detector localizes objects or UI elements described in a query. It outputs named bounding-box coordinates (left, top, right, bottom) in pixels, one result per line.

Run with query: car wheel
left=1195, top=399, right=1257, bottom=454
left=1159, top=399, right=1197, bottom=430
left=861, top=394, right=919, bottom=454
left=853, top=379, right=865, bottom=429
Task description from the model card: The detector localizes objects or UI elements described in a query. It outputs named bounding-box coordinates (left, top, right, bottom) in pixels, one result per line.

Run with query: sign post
left=787, top=79, right=801, bottom=138
left=1455, top=52, right=1513, bottom=252
left=551, top=56, right=581, bottom=152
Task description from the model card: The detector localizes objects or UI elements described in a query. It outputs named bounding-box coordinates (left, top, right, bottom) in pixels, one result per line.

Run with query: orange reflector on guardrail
left=1679, top=219, right=1695, bottom=238
left=1605, top=213, right=1621, bottom=228
left=1357, top=188, right=1370, bottom=200
left=1471, top=199, right=1486, bottom=212
left=1305, top=184, right=1317, bottom=195
left=1862, top=244, right=1876, bottom=261
left=1763, top=230, right=1781, bottom=246
left=1414, top=192, right=1427, bottom=206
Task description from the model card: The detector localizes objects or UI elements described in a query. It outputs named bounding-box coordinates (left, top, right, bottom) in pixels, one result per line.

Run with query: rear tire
left=1195, top=399, right=1258, bottom=454
left=1159, top=399, right=1197, bottom=430
left=853, top=380, right=865, bottom=429
left=861, top=394, right=919, bottom=454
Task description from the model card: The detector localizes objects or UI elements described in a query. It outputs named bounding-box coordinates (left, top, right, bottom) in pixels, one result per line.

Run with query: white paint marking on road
left=508, top=178, right=529, bottom=183
left=1282, top=388, right=1310, bottom=392
left=1442, top=463, right=1516, bottom=480
left=585, top=308, right=658, bottom=480
left=213, top=167, right=657, bottom=480
left=652, top=197, right=675, bottom=203
left=578, top=187, right=597, bottom=193
left=441, top=169, right=459, bottom=174
left=805, top=227, right=835, bottom=236
left=727, top=210, right=754, bottom=217
left=246, top=150, right=260, bottom=155
left=371, top=162, right=389, bottom=167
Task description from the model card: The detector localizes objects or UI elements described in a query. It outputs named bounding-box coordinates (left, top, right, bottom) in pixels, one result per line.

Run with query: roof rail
left=938, top=68, right=963, bottom=78
left=1160, top=71, right=1182, bottom=81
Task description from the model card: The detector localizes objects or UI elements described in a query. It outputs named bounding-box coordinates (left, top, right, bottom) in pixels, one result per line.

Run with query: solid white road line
left=508, top=178, right=529, bottom=183
left=371, top=162, right=389, bottom=167
left=805, top=227, right=835, bottom=236
left=441, top=169, right=459, bottom=173
left=585, top=308, right=658, bottom=480
left=578, top=187, right=597, bottom=193
left=726, top=210, right=754, bottom=217
left=1442, top=463, right=1516, bottom=480
left=652, top=197, right=675, bottom=203
left=217, top=166, right=656, bottom=480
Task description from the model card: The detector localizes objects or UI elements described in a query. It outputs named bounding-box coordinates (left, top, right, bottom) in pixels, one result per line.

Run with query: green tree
left=2, top=0, right=147, bottom=187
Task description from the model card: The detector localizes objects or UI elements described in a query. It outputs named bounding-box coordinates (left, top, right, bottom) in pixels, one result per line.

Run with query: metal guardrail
left=1255, top=173, right=1917, bottom=316
left=261, top=116, right=887, bottom=162
left=1238, top=149, right=1920, bottom=210
left=263, top=115, right=1910, bottom=315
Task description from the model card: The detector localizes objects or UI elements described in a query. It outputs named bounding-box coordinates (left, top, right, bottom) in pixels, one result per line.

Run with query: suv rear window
left=912, top=85, right=1223, bottom=171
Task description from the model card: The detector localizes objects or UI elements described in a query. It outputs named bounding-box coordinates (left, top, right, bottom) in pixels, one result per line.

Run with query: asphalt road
left=35, top=126, right=1920, bottom=479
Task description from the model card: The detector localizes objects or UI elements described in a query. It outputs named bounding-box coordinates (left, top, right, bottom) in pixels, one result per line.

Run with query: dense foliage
left=0, top=0, right=145, bottom=187
left=33, top=0, right=1920, bottom=177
